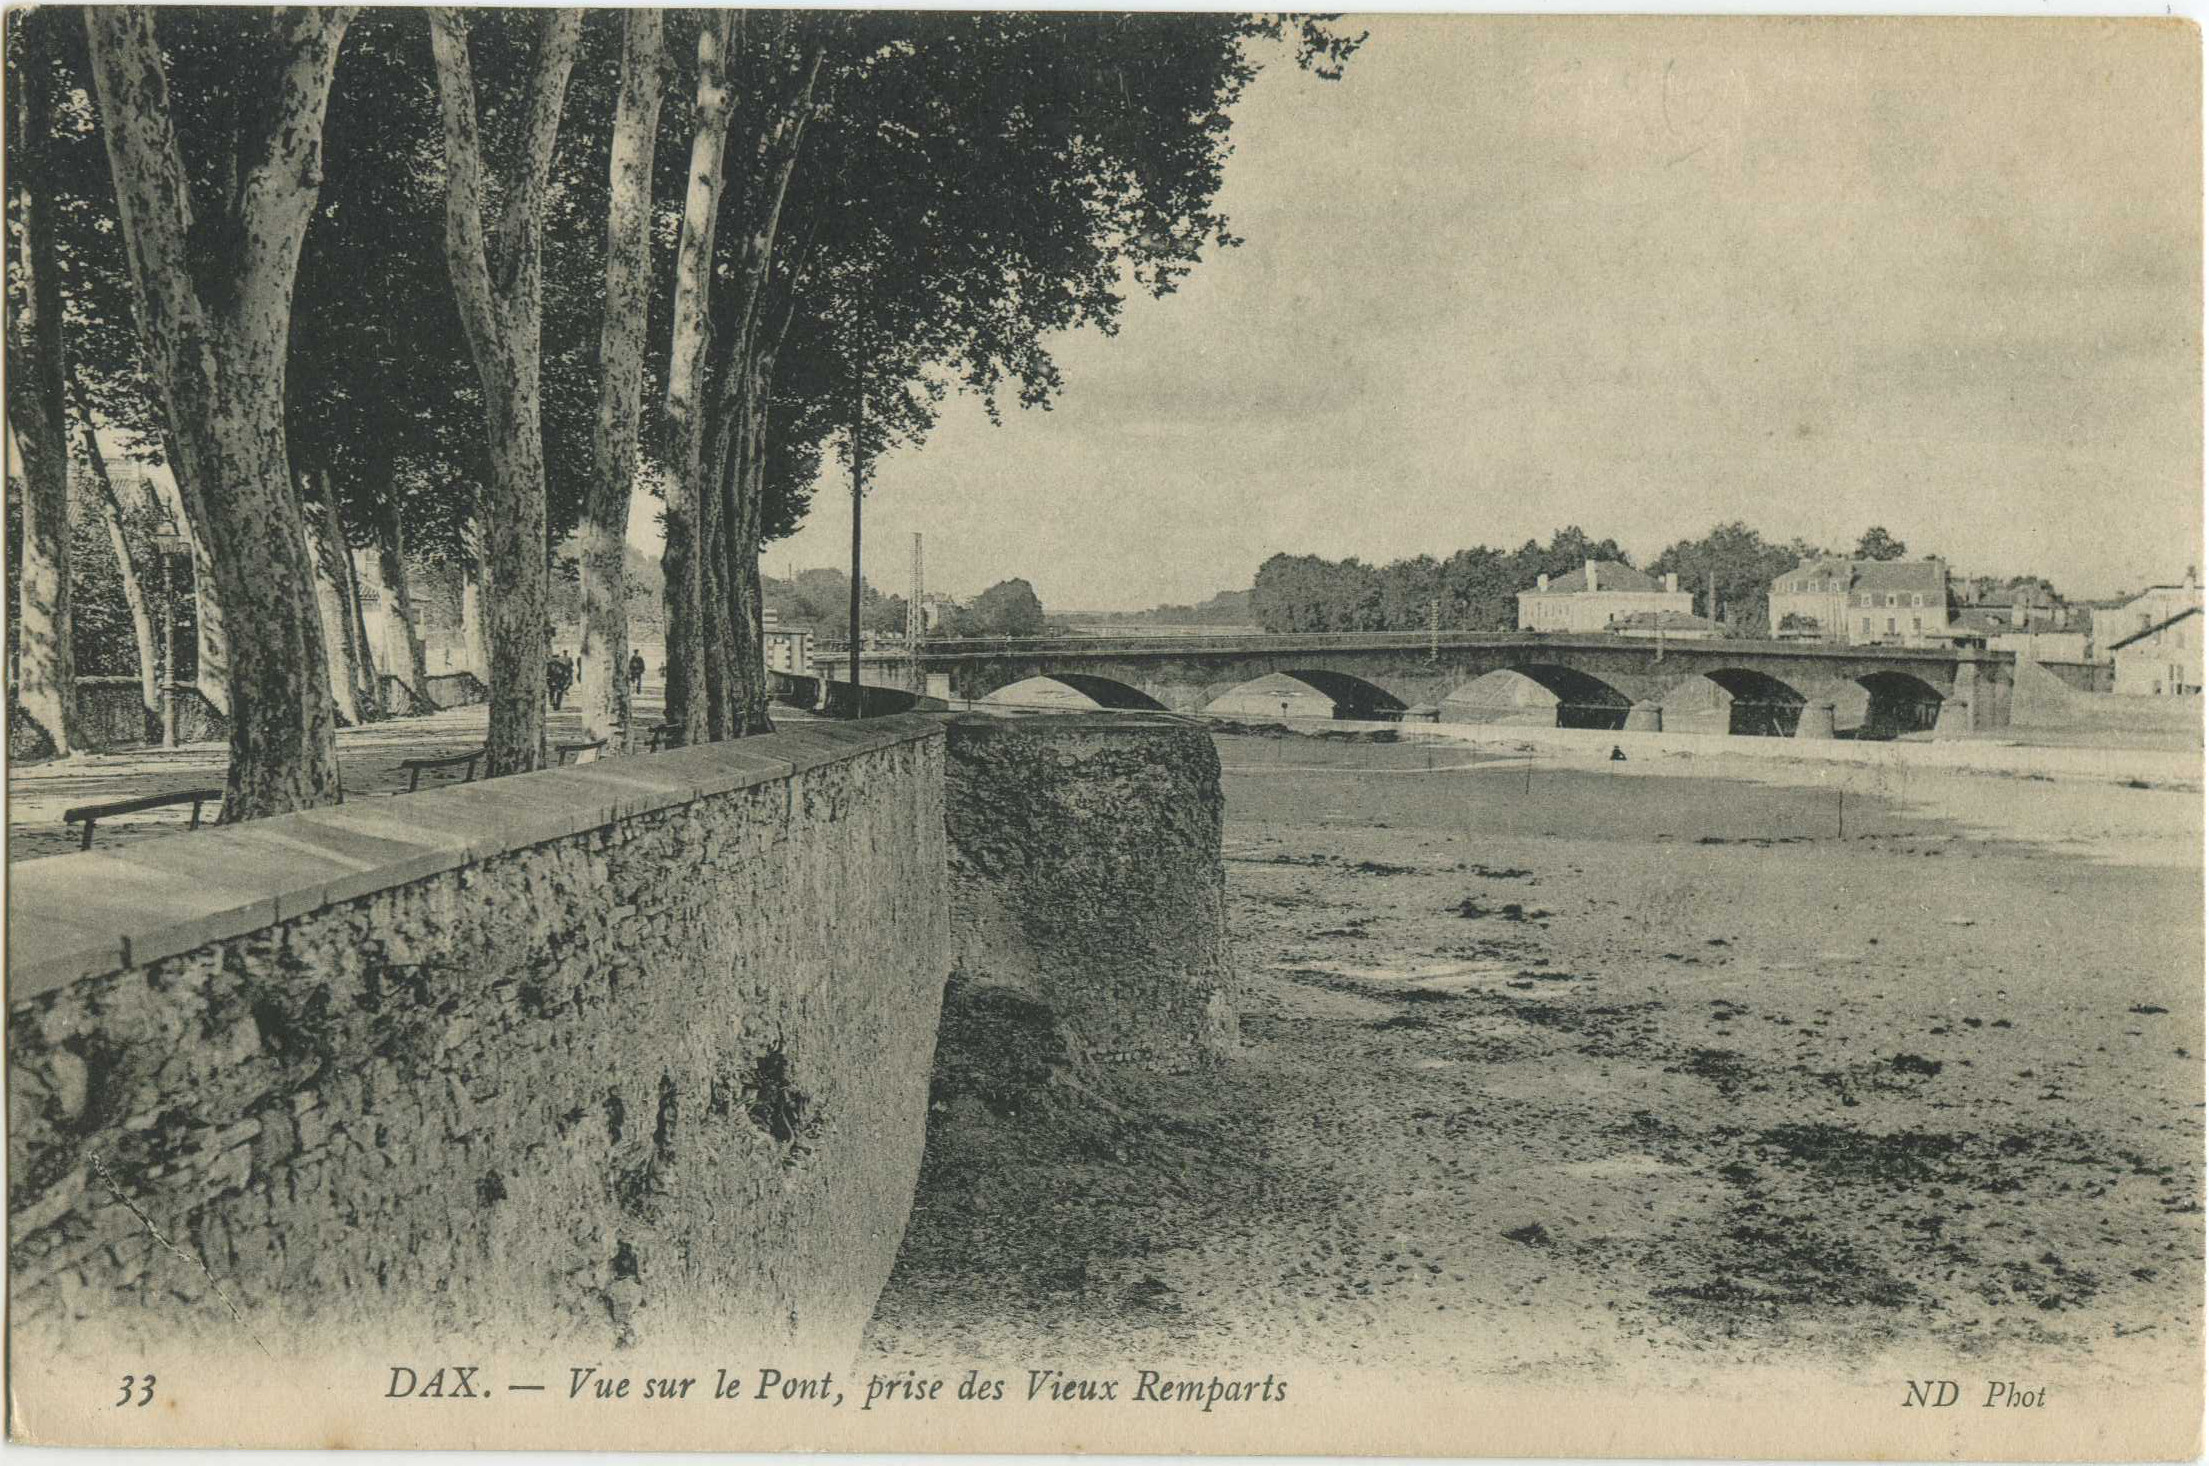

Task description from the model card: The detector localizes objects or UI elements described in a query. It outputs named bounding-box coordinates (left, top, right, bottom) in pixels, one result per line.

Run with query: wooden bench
left=396, top=747, right=486, bottom=793
left=553, top=738, right=608, bottom=766
left=63, top=788, right=225, bottom=851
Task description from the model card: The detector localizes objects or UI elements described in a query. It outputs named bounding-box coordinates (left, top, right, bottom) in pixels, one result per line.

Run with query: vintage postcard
left=4, top=6, right=2203, bottom=1458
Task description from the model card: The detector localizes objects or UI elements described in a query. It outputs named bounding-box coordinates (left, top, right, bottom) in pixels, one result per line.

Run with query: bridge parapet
left=906, top=632, right=2013, bottom=733
left=906, top=630, right=2011, bottom=665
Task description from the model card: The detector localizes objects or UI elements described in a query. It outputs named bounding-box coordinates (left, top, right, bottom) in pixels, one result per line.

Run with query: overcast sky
left=750, top=16, right=2201, bottom=611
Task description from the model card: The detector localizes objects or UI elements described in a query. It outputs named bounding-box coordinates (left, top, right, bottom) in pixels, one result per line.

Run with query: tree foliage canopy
left=1854, top=525, right=1908, bottom=562
left=1251, top=527, right=1636, bottom=634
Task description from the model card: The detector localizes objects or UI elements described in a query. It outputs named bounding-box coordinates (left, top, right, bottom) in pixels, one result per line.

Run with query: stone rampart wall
left=7, top=716, right=949, bottom=1363
left=942, top=714, right=1236, bottom=1073
left=424, top=670, right=488, bottom=707
left=10, top=680, right=227, bottom=758
left=69, top=677, right=157, bottom=749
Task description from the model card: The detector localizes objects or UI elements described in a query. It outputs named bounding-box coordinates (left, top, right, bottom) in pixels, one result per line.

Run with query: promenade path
left=5, top=690, right=822, bottom=865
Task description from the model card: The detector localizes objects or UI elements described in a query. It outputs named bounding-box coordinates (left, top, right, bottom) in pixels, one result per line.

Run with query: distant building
left=1768, top=558, right=1855, bottom=641
left=1768, top=557, right=1951, bottom=647
left=1943, top=597, right=2091, bottom=663
left=2091, top=573, right=2201, bottom=665
left=2109, top=605, right=2203, bottom=697
left=918, top=593, right=959, bottom=632
left=1517, top=559, right=1691, bottom=634
left=1955, top=580, right=2068, bottom=631
left=2075, top=597, right=2132, bottom=655
left=1607, top=609, right=1722, bottom=640
left=761, top=608, right=814, bottom=675
left=1941, top=608, right=2007, bottom=648
left=1992, top=628, right=2091, bottom=664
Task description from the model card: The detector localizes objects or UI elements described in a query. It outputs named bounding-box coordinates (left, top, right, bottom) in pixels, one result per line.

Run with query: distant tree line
left=1248, top=522, right=2066, bottom=636
left=763, top=568, right=1045, bottom=640
left=1252, top=526, right=1633, bottom=634
left=1063, top=588, right=1254, bottom=627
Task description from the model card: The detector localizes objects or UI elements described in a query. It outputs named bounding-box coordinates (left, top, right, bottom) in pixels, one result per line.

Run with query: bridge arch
left=1441, top=665, right=1634, bottom=731
left=1852, top=670, right=1946, bottom=739
left=980, top=674, right=1170, bottom=712
left=1202, top=669, right=1408, bottom=721
left=1699, top=667, right=1811, bottom=737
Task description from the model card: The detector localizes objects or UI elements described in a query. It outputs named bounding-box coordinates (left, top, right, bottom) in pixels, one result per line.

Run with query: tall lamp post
left=849, top=401, right=864, bottom=719
left=846, top=275, right=869, bottom=720
left=151, top=525, right=190, bottom=748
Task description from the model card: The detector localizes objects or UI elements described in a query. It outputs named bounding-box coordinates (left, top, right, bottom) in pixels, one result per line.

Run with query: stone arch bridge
left=832, top=632, right=2015, bottom=737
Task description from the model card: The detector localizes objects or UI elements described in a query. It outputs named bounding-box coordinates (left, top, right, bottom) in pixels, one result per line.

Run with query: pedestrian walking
left=547, top=651, right=572, bottom=710
left=628, top=651, right=646, bottom=694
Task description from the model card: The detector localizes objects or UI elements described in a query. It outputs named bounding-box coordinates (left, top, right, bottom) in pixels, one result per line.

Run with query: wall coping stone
left=762, top=721, right=911, bottom=772
left=648, top=740, right=800, bottom=798
left=946, top=712, right=1204, bottom=736
left=6, top=713, right=944, bottom=1005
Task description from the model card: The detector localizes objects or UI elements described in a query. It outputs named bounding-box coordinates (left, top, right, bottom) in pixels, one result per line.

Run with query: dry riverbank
left=866, top=731, right=2203, bottom=1417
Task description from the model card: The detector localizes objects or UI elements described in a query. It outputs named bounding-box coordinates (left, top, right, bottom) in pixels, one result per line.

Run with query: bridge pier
left=1795, top=701, right=1837, bottom=739
left=1624, top=700, right=1663, bottom=733
left=1933, top=662, right=1979, bottom=739
left=1150, top=683, right=1218, bottom=716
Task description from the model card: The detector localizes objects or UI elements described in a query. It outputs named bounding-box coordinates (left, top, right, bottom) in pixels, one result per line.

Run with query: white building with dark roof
left=1517, top=559, right=1691, bottom=634
left=2091, top=573, right=2201, bottom=664
left=1768, top=557, right=1952, bottom=647
left=2109, top=603, right=2203, bottom=696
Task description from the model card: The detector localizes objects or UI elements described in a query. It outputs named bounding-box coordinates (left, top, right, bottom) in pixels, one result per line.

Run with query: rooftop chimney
left=1538, top=572, right=1550, bottom=592
left=1664, top=572, right=1679, bottom=594
left=1585, top=558, right=1599, bottom=591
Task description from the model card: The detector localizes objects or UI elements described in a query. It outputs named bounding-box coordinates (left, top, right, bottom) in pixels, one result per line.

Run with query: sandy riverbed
left=865, top=730, right=2204, bottom=1425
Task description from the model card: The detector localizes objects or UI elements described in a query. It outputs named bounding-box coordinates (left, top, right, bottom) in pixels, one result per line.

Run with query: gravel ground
left=866, top=732, right=2203, bottom=1400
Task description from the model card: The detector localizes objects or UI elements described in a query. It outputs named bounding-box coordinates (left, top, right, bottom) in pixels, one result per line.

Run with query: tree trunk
left=459, top=541, right=490, bottom=679
left=132, top=449, right=222, bottom=712
left=657, top=12, right=738, bottom=749
left=164, top=428, right=231, bottom=715
left=304, top=477, right=360, bottom=726
left=579, top=8, right=664, bottom=750
left=87, top=7, right=353, bottom=818
left=429, top=6, right=581, bottom=777
left=352, top=542, right=388, bottom=690
left=80, top=421, right=161, bottom=732
left=185, top=500, right=230, bottom=715
left=477, top=380, right=548, bottom=758
left=698, top=441, right=733, bottom=741
left=714, top=388, right=772, bottom=735
left=374, top=503, right=430, bottom=713
left=323, top=489, right=379, bottom=719
left=8, top=20, right=78, bottom=757
left=710, top=37, right=822, bottom=739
